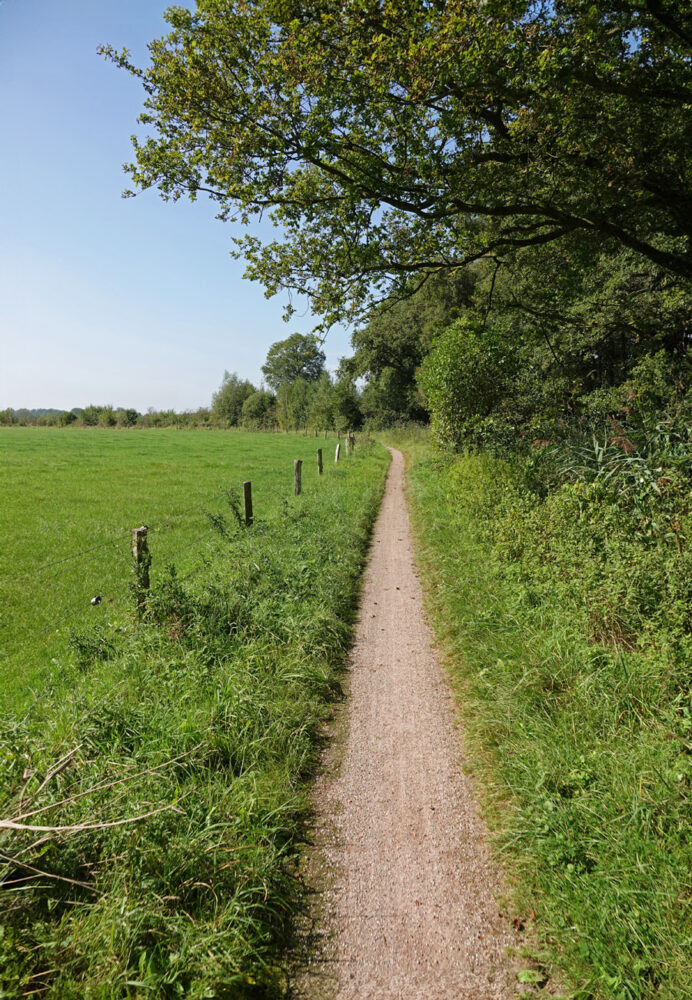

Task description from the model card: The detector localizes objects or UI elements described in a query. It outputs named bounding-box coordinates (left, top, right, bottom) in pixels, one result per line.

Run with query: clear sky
left=0, top=0, right=352, bottom=412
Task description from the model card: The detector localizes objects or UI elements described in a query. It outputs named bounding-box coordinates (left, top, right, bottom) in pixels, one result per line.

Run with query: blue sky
left=0, top=0, right=352, bottom=411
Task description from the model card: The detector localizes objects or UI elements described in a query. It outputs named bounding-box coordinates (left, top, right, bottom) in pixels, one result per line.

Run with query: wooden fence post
left=335, top=443, right=341, bottom=463
left=345, top=436, right=350, bottom=456
left=132, top=525, right=150, bottom=615
left=317, top=448, right=323, bottom=475
left=294, top=459, right=303, bottom=495
left=349, top=432, right=356, bottom=452
left=243, top=480, right=253, bottom=526
left=324, top=428, right=327, bottom=440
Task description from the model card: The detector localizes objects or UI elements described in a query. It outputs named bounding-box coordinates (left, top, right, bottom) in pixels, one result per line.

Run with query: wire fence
left=1, top=436, right=362, bottom=680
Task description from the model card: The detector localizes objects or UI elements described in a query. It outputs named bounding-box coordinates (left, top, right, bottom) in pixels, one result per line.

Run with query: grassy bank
left=389, top=435, right=690, bottom=1000
left=0, top=437, right=389, bottom=999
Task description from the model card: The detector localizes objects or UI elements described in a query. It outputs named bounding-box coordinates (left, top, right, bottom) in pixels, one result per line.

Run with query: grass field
left=1, top=427, right=346, bottom=712
left=0, top=427, right=389, bottom=997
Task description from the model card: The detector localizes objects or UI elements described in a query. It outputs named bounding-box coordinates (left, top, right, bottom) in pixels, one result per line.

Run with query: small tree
left=241, top=389, right=276, bottom=429
left=308, top=371, right=335, bottom=429
left=287, top=377, right=313, bottom=430
left=119, top=408, right=140, bottom=427
left=419, top=318, right=518, bottom=449
left=332, top=373, right=363, bottom=432
left=99, top=407, right=117, bottom=428
left=81, top=405, right=100, bottom=427
left=212, top=371, right=256, bottom=426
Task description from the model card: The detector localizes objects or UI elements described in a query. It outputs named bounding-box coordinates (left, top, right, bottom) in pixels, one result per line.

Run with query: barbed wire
left=31, top=528, right=219, bottom=637
left=11, top=534, right=132, bottom=586
left=5, top=485, right=244, bottom=590
left=152, top=529, right=217, bottom=564
left=4, top=462, right=353, bottom=663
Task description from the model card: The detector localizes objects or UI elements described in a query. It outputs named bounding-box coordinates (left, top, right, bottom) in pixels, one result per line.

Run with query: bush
left=418, top=317, right=519, bottom=448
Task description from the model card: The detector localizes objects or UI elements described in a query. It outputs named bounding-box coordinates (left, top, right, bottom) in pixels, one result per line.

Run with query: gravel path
left=301, top=448, right=521, bottom=1000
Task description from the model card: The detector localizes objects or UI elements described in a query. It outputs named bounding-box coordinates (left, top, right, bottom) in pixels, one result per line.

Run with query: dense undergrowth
left=388, top=419, right=691, bottom=1000
left=0, top=441, right=389, bottom=999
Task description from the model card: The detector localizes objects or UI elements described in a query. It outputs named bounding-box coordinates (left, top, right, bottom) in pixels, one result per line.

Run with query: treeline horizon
left=1, top=328, right=423, bottom=431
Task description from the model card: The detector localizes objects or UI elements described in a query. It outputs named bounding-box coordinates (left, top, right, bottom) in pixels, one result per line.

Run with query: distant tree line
left=212, top=333, right=362, bottom=431
left=1, top=333, right=365, bottom=432
left=0, top=405, right=213, bottom=429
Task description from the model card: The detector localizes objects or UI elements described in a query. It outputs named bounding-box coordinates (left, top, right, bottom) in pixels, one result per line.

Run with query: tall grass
left=0, top=439, right=389, bottom=998
left=402, top=446, right=691, bottom=1000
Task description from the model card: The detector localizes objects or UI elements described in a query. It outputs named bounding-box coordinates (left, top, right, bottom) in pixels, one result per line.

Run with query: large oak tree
left=104, top=1, right=692, bottom=326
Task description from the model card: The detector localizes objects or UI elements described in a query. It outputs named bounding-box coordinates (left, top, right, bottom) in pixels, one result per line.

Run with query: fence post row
left=243, top=480, right=253, bottom=526
left=132, top=524, right=150, bottom=614
left=127, top=446, right=351, bottom=617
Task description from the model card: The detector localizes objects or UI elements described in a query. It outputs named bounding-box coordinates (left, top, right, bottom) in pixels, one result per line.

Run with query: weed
left=67, top=624, right=117, bottom=667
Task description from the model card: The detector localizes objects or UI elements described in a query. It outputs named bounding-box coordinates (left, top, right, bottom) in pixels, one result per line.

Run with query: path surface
left=302, top=448, right=521, bottom=1000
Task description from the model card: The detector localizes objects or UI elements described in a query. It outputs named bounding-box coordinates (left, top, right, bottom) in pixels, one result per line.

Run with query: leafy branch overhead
left=102, top=0, right=691, bottom=326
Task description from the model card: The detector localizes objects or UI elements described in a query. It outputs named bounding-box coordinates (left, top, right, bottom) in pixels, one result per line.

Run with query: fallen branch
left=9, top=743, right=202, bottom=824
left=0, top=801, right=184, bottom=834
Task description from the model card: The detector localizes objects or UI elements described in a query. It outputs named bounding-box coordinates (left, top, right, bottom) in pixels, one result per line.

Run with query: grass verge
left=0, top=439, right=389, bottom=999
left=387, top=437, right=691, bottom=1000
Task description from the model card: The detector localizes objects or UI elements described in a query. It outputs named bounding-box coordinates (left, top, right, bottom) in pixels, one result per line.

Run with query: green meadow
left=0, top=427, right=388, bottom=997
left=0, top=428, right=344, bottom=712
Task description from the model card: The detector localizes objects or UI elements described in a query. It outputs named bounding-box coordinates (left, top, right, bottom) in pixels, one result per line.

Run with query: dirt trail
left=301, top=448, right=521, bottom=1000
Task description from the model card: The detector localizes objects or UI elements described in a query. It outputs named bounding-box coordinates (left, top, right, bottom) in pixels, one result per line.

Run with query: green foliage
left=261, top=334, right=325, bottom=391
left=119, top=408, right=140, bottom=427
left=331, top=373, right=363, bottom=432
left=400, top=437, right=692, bottom=1000
left=211, top=370, right=256, bottom=426
left=285, top=375, right=312, bottom=429
left=98, top=406, right=117, bottom=428
left=67, top=624, right=117, bottom=668
left=105, top=2, right=692, bottom=327
left=351, top=270, right=474, bottom=426
left=419, top=317, right=519, bottom=448
left=0, top=436, right=389, bottom=997
left=241, top=388, right=276, bottom=429
left=81, top=404, right=101, bottom=427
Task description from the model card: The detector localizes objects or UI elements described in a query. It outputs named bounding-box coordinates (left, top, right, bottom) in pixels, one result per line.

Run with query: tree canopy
left=105, top=1, right=691, bottom=327
left=261, top=333, right=326, bottom=390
